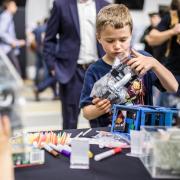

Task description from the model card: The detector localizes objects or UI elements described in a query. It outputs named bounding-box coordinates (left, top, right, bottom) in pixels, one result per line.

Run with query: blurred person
left=0, top=0, right=25, bottom=76
left=31, top=18, right=58, bottom=101
left=43, top=0, right=109, bottom=129
left=140, top=12, right=162, bottom=106
left=152, top=5, right=171, bottom=64
left=0, top=115, right=14, bottom=180
left=140, top=12, right=161, bottom=56
left=147, top=0, right=180, bottom=76
left=146, top=0, right=180, bottom=106
left=35, top=75, right=58, bottom=101
left=32, top=21, right=45, bottom=88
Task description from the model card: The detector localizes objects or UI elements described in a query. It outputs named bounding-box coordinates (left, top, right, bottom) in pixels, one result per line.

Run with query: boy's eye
left=106, top=39, right=114, bottom=43
left=105, top=38, right=128, bottom=43
left=120, top=38, right=127, bottom=42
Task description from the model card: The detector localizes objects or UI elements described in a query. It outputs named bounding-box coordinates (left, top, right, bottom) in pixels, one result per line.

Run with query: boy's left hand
left=127, top=49, right=155, bottom=76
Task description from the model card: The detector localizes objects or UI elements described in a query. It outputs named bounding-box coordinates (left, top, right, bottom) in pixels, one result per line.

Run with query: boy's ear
left=96, top=33, right=101, bottom=44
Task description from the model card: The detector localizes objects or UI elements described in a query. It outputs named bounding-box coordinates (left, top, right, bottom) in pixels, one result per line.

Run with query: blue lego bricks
left=111, top=104, right=178, bottom=134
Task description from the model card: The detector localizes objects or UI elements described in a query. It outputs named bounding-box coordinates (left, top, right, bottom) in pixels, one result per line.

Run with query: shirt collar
left=78, top=0, right=94, bottom=4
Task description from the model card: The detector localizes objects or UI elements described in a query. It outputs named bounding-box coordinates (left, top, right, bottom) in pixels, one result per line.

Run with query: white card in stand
left=126, top=130, right=143, bottom=157
left=70, top=138, right=89, bottom=169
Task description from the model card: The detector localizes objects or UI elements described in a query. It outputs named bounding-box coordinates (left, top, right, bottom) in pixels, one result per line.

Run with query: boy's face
left=97, top=25, right=132, bottom=61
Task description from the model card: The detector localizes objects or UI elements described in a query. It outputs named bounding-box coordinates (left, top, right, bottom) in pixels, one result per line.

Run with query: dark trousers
left=7, top=50, right=22, bottom=76
left=59, top=66, right=86, bottom=129
left=36, top=56, right=58, bottom=97
left=37, top=76, right=58, bottom=97
left=34, top=52, right=44, bottom=85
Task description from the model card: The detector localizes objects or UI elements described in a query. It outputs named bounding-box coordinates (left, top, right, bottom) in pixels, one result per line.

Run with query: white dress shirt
left=77, top=0, right=98, bottom=65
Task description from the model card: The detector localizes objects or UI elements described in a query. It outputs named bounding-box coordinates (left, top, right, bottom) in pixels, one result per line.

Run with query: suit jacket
left=43, top=0, right=109, bottom=84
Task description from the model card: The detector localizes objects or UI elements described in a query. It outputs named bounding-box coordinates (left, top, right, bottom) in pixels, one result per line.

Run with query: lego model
left=90, top=55, right=141, bottom=104
left=111, top=104, right=178, bottom=134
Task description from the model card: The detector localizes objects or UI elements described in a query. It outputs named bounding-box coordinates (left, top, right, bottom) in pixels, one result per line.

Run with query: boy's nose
left=113, top=41, right=122, bottom=49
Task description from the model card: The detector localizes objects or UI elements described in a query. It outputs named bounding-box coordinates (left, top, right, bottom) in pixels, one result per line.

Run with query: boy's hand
left=92, top=97, right=111, bottom=114
left=127, top=49, right=155, bottom=76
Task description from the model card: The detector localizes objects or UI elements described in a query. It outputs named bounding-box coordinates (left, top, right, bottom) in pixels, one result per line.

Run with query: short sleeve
left=79, top=68, right=96, bottom=108
left=156, top=13, right=170, bottom=32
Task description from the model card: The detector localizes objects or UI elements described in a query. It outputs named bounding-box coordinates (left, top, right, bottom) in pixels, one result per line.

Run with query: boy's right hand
left=92, top=97, right=111, bottom=114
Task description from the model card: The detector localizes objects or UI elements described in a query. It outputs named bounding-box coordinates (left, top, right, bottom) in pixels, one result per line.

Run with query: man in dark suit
left=43, top=0, right=109, bottom=129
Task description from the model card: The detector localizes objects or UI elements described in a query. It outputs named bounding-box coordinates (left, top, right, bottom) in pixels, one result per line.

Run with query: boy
left=79, top=4, right=178, bottom=128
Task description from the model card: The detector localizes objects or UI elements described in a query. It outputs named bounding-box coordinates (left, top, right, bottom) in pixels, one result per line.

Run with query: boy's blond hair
left=96, top=4, right=133, bottom=35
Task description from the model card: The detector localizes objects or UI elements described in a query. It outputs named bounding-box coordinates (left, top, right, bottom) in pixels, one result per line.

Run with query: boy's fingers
left=105, top=104, right=112, bottom=113
left=131, top=49, right=141, bottom=57
left=92, top=97, right=100, bottom=104
left=135, top=64, right=144, bottom=73
left=105, top=108, right=111, bottom=113
left=97, top=99, right=109, bottom=108
left=126, top=58, right=135, bottom=66
left=129, top=60, right=140, bottom=69
left=139, top=68, right=147, bottom=76
left=99, top=100, right=110, bottom=110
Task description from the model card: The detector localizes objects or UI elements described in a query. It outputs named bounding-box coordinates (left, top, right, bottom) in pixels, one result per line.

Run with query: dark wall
left=115, top=0, right=144, bottom=10
left=0, top=0, right=25, bottom=6
left=15, top=0, right=26, bottom=7
left=14, top=7, right=26, bottom=79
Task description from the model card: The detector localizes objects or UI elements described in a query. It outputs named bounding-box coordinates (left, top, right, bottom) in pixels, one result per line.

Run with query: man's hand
left=18, top=39, right=26, bottom=47
left=11, top=39, right=26, bottom=48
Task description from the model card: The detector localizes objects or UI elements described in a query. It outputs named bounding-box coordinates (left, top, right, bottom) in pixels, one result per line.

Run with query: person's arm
left=0, top=116, right=14, bottom=180
left=127, top=49, right=178, bottom=93
left=0, top=13, right=15, bottom=45
left=82, top=97, right=111, bottom=120
left=0, top=12, right=25, bottom=48
left=146, top=11, right=180, bottom=46
left=140, top=27, right=150, bottom=43
left=80, top=63, right=112, bottom=120
left=146, top=25, right=180, bottom=46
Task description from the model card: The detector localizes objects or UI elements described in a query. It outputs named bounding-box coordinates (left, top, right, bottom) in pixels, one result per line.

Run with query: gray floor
left=21, top=80, right=90, bottom=132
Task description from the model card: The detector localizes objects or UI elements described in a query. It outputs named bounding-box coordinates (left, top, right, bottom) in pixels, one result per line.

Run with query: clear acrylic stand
left=70, top=138, right=89, bottom=169
left=126, top=130, right=143, bottom=157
